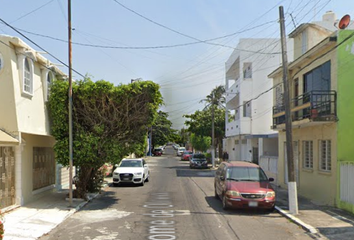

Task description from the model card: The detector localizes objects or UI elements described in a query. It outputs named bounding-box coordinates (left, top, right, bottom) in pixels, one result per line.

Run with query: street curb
left=275, top=206, right=318, bottom=234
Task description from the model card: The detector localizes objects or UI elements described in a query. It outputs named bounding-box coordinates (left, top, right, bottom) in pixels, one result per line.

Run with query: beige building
left=0, top=35, right=67, bottom=208
left=269, top=12, right=354, bottom=206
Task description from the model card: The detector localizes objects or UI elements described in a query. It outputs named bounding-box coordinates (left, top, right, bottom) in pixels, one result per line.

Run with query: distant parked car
left=176, top=147, right=185, bottom=156
left=112, top=158, right=149, bottom=186
left=214, top=161, right=275, bottom=211
left=181, top=151, right=193, bottom=161
left=189, top=153, right=208, bottom=169
left=152, top=148, right=163, bottom=156
left=173, top=144, right=180, bottom=150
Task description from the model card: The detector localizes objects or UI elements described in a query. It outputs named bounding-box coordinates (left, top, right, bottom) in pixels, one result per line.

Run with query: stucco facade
left=0, top=35, right=67, bottom=207
left=224, top=38, right=292, bottom=163
left=269, top=21, right=354, bottom=210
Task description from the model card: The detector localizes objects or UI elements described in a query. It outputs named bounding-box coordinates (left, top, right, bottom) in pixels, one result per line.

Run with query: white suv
left=177, top=147, right=186, bottom=156
left=113, top=158, right=149, bottom=186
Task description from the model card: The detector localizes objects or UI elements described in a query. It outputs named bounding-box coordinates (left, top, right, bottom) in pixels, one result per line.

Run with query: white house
left=224, top=38, right=293, bottom=180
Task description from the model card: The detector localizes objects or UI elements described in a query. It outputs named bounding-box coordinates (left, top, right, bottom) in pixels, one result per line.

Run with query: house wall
left=0, top=38, right=18, bottom=135
left=336, top=30, right=354, bottom=212
left=278, top=124, right=337, bottom=205
left=12, top=54, right=50, bottom=136
left=20, top=133, right=55, bottom=204
left=292, top=25, right=334, bottom=60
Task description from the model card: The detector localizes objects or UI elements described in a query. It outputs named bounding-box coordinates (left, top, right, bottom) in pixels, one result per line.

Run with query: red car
left=152, top=148, right=163, bottom=156
left=181, top=151, right=193, bottom=161
left=214, top=161, right=275, bottom=211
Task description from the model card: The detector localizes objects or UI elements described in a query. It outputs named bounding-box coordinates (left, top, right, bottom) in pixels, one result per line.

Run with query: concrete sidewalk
left=3, top=178, right=354, bottom=239
left=273, top=185, right=354, bottom=239
left=2, top=190, right=98, bottom=240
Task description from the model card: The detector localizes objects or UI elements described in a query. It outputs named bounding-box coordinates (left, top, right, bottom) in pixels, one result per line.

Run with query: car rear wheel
left=146, top=175, right=149, bottom=182
left=222, top=194, right=229, bottom=210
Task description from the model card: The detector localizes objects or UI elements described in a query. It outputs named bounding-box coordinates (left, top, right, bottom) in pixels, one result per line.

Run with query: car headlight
left=113, top=172, right=119, bottom=176
left=226, top=190, right=241, bottom=197
left=266, top=191, right=275, bottom=198
left=135, top=172, right=143, bottom=176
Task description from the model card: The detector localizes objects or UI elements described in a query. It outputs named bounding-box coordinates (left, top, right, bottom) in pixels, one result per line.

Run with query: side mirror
left=269, top=177, right=274, bottom=182
left=115, top=164, right=119, bottom=168
left=144, top=164, right=148, bottom=167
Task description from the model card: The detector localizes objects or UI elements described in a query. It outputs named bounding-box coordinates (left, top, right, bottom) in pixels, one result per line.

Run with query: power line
left=0, top=17, right=86, bottom=79
left=10, top=0, right=55, bottom=24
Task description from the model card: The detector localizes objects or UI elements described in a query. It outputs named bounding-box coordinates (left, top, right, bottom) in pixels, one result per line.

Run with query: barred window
left=302, top=141, right=313, bottom=169
left=319, top=140, right=331, bottom=171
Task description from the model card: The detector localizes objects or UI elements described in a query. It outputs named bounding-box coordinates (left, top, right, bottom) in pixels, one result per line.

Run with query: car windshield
left=193, top=154, right=205, bottom=159
left=154, top=148, right=162, bottom=151
left=184, top=151, right=193, bottom=154
left=119, top=160, right=142, bottom=167
left=227, top=167, right=268, bottom=181
left=178, top=148, right=185, bottom=151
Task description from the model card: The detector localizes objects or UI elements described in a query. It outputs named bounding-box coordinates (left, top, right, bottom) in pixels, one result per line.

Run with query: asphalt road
left=40, top=146, right=314, bottom=240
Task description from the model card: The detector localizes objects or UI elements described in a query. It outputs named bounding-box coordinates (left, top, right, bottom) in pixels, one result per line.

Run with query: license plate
left=248, top=201, right=258, bottom=207
left=123, top=178, right=129, bottom=180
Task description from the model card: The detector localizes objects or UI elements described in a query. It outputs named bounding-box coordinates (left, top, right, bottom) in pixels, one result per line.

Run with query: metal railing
left=272, top=90, right=337, bottom=127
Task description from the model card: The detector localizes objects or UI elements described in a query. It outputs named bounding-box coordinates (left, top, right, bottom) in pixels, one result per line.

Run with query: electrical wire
left=0, top=17, right=86, bottom=79
left=10, top=0, right=55, bottom=24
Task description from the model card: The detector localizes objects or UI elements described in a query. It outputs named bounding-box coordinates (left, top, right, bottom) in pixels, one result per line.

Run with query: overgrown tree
left=48, top=78, right=162, bottom=198
left=199, top=85, right=225, bottom=165
left=190, top=133, right=211, bottom=152
left=151, top=111, right=173, bottom=147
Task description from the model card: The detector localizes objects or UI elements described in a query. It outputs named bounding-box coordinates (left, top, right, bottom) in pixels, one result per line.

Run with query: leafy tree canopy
left=190, top=133, right=211, bottom=152
left=48, top=78, right=162, bottom=196
left=151, top=111, right=174, bottom=147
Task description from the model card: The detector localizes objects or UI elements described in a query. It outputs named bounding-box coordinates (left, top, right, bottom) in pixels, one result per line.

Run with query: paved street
left=40, top=146, right=313, bottom=240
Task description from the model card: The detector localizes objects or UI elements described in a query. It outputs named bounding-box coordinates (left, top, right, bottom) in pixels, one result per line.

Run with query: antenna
left=338, top=14, right=350, bottom=29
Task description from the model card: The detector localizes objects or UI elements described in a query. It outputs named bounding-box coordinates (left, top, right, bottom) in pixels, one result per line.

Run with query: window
left=243, top=62, right=252, bottom=78
left=0, top=53, right=3, bottom=71
left=275, top=84, right=283, bottom=107
left=243, top=101, right=251, bottom=117
left=302, top=141, right=313, bottom=169
left=303, top=61, right=331, bottom=94
left=319, top=140, right=331, bottom=171
left=23, top=58, right=33, bottom=95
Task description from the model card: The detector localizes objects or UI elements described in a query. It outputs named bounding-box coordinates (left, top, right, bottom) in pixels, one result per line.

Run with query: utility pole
left=149, top=127, right=153, bottom=156
left=211, top=92, right=215, bottom=168
left=68, top=0, right=73, bottom=207
left=279, top=6, right=298, bottom=214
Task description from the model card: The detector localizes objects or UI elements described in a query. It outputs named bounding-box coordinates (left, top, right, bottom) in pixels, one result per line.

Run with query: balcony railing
left=272, top=90, right=337, bottom=128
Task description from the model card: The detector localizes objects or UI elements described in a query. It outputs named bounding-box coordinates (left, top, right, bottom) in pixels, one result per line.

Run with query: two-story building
left=0, top=34, right=68, bottom=209
left=224, top=38, right=293, bottom=181
left=269, top=12, right=354, bottom=211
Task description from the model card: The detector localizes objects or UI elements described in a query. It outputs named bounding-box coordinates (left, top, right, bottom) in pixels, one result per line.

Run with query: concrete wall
left=336, top=30, right=354, bottom=212
left=0, top=37, right=18, bottom=135
left=277, top=124, right=337, bottom=206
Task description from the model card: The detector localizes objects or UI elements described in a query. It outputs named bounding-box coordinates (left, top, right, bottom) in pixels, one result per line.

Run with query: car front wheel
left=222, top=194, right=229, bottom=210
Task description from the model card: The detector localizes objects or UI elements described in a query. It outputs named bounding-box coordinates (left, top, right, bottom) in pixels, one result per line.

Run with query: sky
left=1, top=0, right=353, bottom=129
